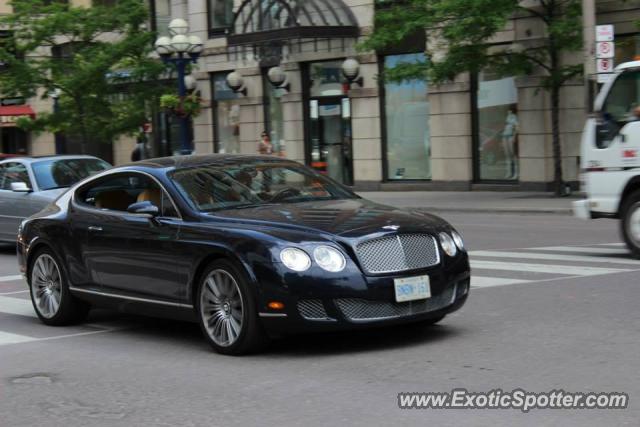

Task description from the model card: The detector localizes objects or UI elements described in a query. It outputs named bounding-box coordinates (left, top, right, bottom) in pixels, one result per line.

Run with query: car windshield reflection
left=170, top=162, right=357, bottom=212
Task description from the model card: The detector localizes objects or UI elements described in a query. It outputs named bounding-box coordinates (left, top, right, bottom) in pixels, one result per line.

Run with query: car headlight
left=280, top=248, right=311, bottom=272
left=313, top=246, right=346, bottom=272
left=451, top=230, right=464, bottom=250
left=439, top=232, right=458, bottom=257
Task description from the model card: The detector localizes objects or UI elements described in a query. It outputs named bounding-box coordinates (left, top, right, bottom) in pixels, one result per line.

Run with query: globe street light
left=155, top=19, right=203, bottom=155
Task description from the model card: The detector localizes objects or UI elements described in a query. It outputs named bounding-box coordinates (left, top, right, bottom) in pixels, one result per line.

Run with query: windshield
left=170, top=162, right=357, bottom=212
left=32, top=158, right=111, bottom=191
left=603, top=70, right=640, bottom=122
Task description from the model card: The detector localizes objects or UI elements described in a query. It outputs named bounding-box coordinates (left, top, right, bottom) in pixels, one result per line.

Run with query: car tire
left=196, top=259, right=269, bottom=355
left=621, top=190, right=640, bottom=259
left=28, top=248, right=90, bottom=325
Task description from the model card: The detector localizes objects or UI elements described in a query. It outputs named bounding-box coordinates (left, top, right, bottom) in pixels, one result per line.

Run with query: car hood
left=206, top=198, right=450, bottom=238
left=37, top=188, right=69, bottom=200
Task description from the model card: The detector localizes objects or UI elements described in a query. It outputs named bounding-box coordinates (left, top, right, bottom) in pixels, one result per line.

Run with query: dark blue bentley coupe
left=17, top=155, right=470, bottom=355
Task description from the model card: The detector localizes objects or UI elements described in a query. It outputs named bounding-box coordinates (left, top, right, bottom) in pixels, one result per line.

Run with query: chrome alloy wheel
left=199, top=269, right=244, bottom=347
left=31, top=254, right=62, bottom=319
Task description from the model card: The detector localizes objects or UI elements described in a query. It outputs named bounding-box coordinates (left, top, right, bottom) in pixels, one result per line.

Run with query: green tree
left=363, top=0, right=583, bottom=195
left=0, top=0, right=166, bottom=151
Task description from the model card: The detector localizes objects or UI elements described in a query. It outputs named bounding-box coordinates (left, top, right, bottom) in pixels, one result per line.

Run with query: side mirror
left=11, top=182, right=31, bottom=193
left=127, top=201, right=160, bottom=217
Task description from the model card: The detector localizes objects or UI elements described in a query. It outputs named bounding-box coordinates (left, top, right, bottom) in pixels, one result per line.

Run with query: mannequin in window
left=502, top=105, right=519, bottom=179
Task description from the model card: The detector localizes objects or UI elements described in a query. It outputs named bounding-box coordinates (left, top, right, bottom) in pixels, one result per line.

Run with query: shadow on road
left=96, top=311, right=465, bottom=357
left=0, top=243, right=16, bottom=254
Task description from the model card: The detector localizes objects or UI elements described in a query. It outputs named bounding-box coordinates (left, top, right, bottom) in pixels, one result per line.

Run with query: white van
left=574, top=61, right=640, bottom=257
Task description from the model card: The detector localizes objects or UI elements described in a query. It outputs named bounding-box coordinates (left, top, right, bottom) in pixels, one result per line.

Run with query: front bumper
left=572, top=199, right=591, bottom=220
left=255, top=255, right=470, bottom=336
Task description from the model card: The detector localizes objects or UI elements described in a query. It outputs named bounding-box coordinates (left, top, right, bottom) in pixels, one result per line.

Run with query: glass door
left=308, top=97, right=353, bottom=185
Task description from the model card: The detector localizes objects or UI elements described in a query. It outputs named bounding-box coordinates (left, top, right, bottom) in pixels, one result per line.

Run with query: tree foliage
left=364, top=0, right=582, bottom=86
left=363, top=0, right=584, bottom=194
left=0, top=0, right=166, bottom=147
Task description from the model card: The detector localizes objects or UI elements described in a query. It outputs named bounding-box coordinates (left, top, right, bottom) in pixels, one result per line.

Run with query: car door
left=72, top=171, right=190, bottom=302
left=0, top=161, right=41, bottom=241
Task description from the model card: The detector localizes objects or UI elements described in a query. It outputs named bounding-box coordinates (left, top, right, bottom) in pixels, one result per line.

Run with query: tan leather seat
left=95, top=190, right=135, bottom=211
left=137, top=188, right=162, bottom=207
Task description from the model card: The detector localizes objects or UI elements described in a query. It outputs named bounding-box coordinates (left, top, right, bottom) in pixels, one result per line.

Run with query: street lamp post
left=50, top=88, right=64, bottom=154
left=155, top=19, right=203, bottom=155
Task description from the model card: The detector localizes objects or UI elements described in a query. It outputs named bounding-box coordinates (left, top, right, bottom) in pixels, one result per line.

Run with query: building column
left=429, top=79, right=473, bottom=190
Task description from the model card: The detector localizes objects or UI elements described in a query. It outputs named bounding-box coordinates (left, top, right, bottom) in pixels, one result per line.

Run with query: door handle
left=88, top=226, right=103, bottom=232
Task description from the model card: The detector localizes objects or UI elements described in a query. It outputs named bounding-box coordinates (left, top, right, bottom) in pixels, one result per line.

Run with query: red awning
left=0, top=105, right=35, bottom=117
left=0, top=105, right=35, bottom=127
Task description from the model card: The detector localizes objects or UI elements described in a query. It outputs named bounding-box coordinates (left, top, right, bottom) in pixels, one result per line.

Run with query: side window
left=603, top=71, right=640, bottom=123
left=1, top=162, right=30, bottom=190
left=77, top=173, right=179, bottom=218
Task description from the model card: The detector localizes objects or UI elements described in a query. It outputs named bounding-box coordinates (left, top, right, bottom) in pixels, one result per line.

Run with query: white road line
left=0, top=290, right=28, bottom=295
left=525, top=246, right=629, bottom=255
left=0, top=295, right=35, bottom=318
left=470, top=250, right=640, bottom=266
left=0, top=331, right=37, bottom=345
left=471, top=276, right=531, bottom=288
left=0, top=274, right=24, bottom=282
left=470, top=260, right=628, bottom=276
left=0, top=328, right=125, bottom=347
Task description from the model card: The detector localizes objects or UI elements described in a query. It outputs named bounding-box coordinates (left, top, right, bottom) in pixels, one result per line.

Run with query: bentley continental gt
left=17, top=155, right=470, bottom=355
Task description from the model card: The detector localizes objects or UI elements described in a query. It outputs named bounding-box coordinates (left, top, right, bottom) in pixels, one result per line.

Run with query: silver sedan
left=0, top=155, right=111, bottom=242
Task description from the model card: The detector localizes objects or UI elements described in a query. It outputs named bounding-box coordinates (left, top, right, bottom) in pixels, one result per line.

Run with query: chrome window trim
left=72, top=169, right=183, bottom=220
left=69, top=287, right=193, bottom=309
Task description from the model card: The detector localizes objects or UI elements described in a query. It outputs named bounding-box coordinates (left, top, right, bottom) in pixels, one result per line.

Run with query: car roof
left=128, top=154, right=298, bottom=170
left=0, top=155, right=104, bottom=165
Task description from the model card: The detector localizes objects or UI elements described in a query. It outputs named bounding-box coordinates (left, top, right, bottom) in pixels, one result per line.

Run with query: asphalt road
left=1, top=213, right=639, bottom=426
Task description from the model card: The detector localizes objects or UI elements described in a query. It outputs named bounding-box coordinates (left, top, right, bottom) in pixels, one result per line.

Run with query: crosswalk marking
left=471, top=277, right=531, bottom=288
left=0, top=330, right=36, bottom=345
left=0, top=274, right=24, bottom=282
left=0, top=295, right=35, bottom=318
left=470, top=250, right=640, bottom=266
left=470, top=260, right=628, bottom=276
left=0, top=242, right=636, bottom=346
left=525, top=246, right=629, bottom=255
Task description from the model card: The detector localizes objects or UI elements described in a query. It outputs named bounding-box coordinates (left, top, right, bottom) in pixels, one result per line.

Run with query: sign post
left=595, top=25, right=615, bottom=84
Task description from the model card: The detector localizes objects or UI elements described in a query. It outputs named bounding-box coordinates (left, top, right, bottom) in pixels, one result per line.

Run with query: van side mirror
left=595, top=112, right=620, bottom=149
left=10, top=182, right=31, bottom=193
left=127, top=201, right=160, bottom=217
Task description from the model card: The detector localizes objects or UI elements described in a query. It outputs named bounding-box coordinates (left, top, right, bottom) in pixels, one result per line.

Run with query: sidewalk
left=357, top=191, right=579, bottom=215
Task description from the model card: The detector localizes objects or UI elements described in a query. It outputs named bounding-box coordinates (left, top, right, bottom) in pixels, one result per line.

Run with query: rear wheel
left=196, top=260, right=269, bottom=355
left=29, top=248, right=90, bottom=325
left=621, top=190, right=640, bottom=259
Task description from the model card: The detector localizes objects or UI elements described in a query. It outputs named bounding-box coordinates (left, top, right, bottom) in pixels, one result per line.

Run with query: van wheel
left=621, top=190, right=640, bottom=259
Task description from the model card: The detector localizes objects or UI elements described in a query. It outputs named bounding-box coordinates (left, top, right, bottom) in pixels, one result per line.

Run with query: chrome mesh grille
left=355, top=234, right=440, bottom=274
left=335, top=286, right=455, bottom=322
left=297, top=299, right=330, bottom=320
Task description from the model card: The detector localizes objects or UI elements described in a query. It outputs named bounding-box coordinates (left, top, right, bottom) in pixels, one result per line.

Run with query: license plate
left=394, top=275, right=431, bottom=303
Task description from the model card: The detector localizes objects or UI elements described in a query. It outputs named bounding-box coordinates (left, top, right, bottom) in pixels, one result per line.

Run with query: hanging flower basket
left=160, top=93, right=202, bottom=118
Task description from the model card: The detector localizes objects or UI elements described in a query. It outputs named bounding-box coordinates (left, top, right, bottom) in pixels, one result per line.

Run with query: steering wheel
left=270, top=187, right=301, bottom=202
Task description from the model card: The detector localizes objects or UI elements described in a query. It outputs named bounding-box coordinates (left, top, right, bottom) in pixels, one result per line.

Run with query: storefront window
left=264, top=79, right=286, bottom=157
left=212, top=73, right=241, bottom=154
left=476, top=72, right=519, bottom=181
left=208, top=0, right=233, bottom=35
left=383, top=53, right=431, bottom=180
